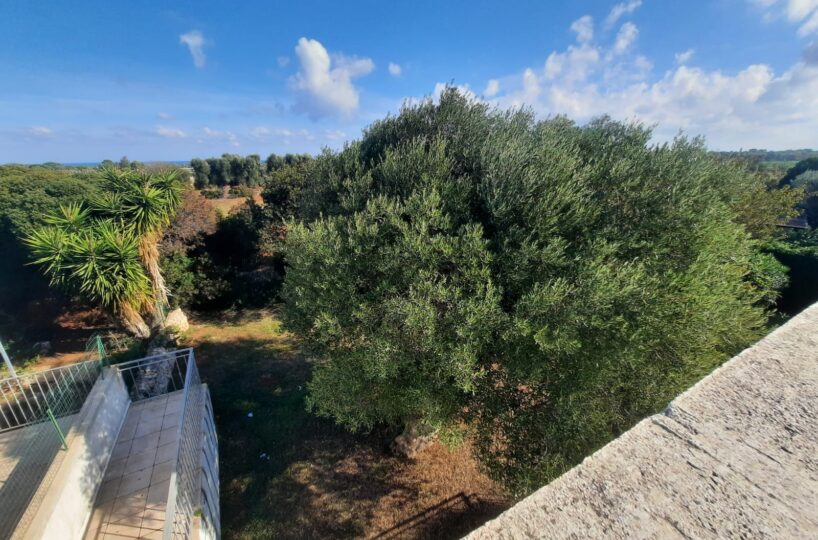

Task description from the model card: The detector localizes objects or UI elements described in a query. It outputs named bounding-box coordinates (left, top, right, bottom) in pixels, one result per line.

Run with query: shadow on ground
left=187, top=311, right=509, bottom=540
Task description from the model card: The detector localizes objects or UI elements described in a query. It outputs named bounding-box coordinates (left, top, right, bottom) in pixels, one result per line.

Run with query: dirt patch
left=1, top=303, right=115, bottom=373
left=205, top=188, right=263, bottom=216
left=209, top=197, right=248, bottom=215
left=185, top=309, right=510, bottom=540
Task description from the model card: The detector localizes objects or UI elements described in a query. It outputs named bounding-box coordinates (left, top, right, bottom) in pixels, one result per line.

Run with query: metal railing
left=162, top=350, right=206, bottom=539
left=115, top=349, right=193, bottom=403
left=0, top=358, right=104, bottom=538
left=0, top=359, right=102, bottom=433
left=114, top=349, right=214, bottom=539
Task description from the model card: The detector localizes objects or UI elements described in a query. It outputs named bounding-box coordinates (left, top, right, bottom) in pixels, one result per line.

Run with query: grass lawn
left=185, top=308, right=510, bottom=539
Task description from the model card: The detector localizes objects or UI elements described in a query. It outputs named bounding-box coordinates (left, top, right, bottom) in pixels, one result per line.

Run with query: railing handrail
left=114, top=348, right=194, bottom=370
left=163, top=349, right=197, bottom=540
left=0, top=357, right=103, bottom=387
left=0, top=358, right=103, bottom=433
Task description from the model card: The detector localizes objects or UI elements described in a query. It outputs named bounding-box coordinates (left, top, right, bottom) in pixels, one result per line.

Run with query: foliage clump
left=280, top=89, right=790, bottom=494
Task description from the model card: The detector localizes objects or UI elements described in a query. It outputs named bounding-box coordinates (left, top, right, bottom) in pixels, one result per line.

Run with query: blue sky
left=1, top=0, right=817, bottom=163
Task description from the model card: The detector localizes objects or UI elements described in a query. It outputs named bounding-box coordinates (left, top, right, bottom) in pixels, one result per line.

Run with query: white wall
left=21, top=368, right=129, bottom=540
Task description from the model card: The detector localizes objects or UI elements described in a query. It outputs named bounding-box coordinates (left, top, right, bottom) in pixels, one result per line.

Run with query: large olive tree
left=281, top=89, right=791, bottom=494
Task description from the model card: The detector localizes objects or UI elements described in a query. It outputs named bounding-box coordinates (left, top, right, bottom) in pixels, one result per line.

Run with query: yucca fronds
left=149, top=169, right=183, bottom=211
left=89, top=191, right=126, bottom=219
left=42, top=202, right=90, bottom=233
left=64, top=221, right=152, bottom=310
left=24, top=219, right=154, bottom=338
left=23, top=226, right=69, bottom=287
left=23, top=167, right=183, bottom=336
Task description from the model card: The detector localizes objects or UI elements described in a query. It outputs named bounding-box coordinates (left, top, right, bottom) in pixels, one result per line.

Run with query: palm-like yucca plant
left=24, top=218, right=154, bottom=338
left=97, top=167, right=183, bottom=320
left=24, top=167, right=183, bottom=338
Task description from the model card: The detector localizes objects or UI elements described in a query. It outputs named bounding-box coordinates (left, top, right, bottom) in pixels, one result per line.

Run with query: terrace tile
left=83, top=392, right=183, bottom=540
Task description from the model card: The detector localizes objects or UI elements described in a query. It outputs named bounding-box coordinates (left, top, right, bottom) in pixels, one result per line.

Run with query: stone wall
left=466, top=302, right=818, bottom=539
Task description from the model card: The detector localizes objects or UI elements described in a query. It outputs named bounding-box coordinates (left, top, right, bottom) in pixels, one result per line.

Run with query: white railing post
left=0, top=339, right=17, bottom=378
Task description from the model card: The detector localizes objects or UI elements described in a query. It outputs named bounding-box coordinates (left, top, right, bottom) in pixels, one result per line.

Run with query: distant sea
left=61, top=160, right=190, bottom=167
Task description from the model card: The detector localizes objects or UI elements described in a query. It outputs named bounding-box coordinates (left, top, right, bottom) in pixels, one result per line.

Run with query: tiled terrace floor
left=84, top=391, right=183, bottom=540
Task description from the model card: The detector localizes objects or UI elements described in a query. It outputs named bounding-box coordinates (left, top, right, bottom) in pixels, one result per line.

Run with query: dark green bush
left=280, top=89, right=788, bottom=495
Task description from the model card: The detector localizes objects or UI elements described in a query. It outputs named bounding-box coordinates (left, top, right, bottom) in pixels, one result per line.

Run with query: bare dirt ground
left=206, top=188, right=264, bottom=216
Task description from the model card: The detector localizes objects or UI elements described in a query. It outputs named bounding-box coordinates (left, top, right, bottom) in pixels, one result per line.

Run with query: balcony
left=0, top=349, right=219, bottom=540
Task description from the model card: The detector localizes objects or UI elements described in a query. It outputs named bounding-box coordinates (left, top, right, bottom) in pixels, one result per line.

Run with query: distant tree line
left=100, top=156, right=144, bottom=170
left=190, top=153, right=311, bottom=189
left=714, top=149, right=818, bottom=163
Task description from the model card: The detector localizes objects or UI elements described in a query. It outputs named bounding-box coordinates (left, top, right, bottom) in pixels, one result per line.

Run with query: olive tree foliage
left=281, top=89, right=789, bottom=494
left=191, top=154, right=263, bottom=188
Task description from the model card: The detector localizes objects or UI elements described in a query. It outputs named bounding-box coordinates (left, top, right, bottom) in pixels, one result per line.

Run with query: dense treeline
left=100, top=156, right=144, bottom=170
left=190, top=153, right=311, bottom=189
left=713, top=148, right=818, bottom=163
left=274, top=89, right=802, bottom=494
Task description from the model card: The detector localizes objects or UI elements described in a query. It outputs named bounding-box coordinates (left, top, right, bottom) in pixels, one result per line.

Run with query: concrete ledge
left=19, top=368, right=129, bottom=540
left=465, top=303, right=818, bottom=539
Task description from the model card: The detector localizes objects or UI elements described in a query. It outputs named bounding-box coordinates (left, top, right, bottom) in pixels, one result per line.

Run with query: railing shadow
left=371, top=491, right=507, bottom=540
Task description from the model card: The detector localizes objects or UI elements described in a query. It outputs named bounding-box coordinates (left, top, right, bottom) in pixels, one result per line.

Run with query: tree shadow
left=191, top=331, right=509, bottom=539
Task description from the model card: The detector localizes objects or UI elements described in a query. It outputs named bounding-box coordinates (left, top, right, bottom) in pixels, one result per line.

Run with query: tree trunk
left=118, top=303, right=151, bottom=339
left=140, top=235, right=168, bottom=323
left=391, top=419, right=435, bottom=458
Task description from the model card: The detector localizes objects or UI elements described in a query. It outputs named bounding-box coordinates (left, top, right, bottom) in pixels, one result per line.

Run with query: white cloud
left=480, top=15, right=818, bottom=149
left=290, top=37, right=375, bottom=119
left=755, top=0, right=818, bottom=34
left=250, top=126, right=271, bottom=139
left=675, top=49, right=696, bottom=65
left=156, top=111, right=172, bottom=120
left=613, top=22, right=639, bottom=55
left=277, top=56, right=290, bottom=68
left=605, top=0, right=642, bottom=28
left=570, top=15, right=594, bottom=43
left=201, top=127, right=238, bottom=146
left=484, top=79, right=500, bottom=97
left=388, top=62, right=402, bottom=76
left=29, top=126, right=52, bottom=136
left=157, top=126, right=186, bottom=138
left=324, top=129, right=346, bottom=140
left=179, top=31, right=207, bottom=68
left=543, top=44, right=600, bottom=83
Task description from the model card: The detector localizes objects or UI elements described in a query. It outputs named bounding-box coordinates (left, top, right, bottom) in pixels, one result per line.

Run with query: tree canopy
left=191, top=154, right=266, bottom=188
left=280, top=89, right=790, bottom=494
left=0, top=165, right=101, bottom=308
